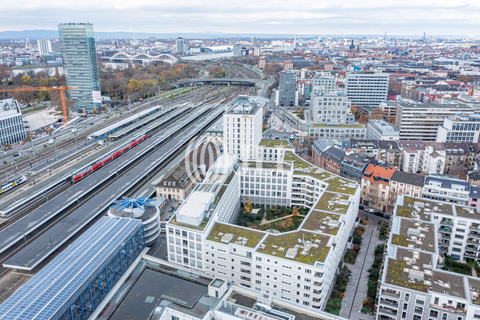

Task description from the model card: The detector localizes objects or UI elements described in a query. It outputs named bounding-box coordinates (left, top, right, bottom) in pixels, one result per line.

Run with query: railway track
left=0, top=85, right=218, bottom=185
left=0, top=87, right=245, bottom=279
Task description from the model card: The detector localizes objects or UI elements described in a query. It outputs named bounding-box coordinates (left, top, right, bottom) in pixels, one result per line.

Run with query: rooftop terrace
left=396, top=196, right=453, bottom=221
left=293, top=170, right=333, bottom=181
left=284, top=152, right=314, bottom=169
left=207, top=222, right=266, bottom=248
left=455, top=205, right=480, bottom=220
left=257, top=230, right=331, bottom=265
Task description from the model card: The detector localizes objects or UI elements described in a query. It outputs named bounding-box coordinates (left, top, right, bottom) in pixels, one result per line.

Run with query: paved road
left=339, top=218, right=385, bottom=320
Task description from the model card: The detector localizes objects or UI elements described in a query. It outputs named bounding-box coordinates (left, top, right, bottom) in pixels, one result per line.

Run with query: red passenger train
left=71, top=134, right=147, bottom=184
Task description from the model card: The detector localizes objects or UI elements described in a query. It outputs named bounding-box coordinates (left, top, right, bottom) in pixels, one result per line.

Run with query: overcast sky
left=1, top=0, right=479, bottom=35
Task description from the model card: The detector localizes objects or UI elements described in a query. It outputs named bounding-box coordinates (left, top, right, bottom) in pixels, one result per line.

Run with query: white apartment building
left=423, top=176, right=470, bottom=205
left=0, top=98, right=27, bottom=146
left=395, top=102, right=474, bottom=141
left=312, top=76, right=336, bottom=97
left=376, top=195, right=480, bottom=320
left=345, top=72, right=389, bottom=107
left=224, top=97, right=264, bottom=161
left=166, top=150, right=360, bottom=312
left=37, top=39, right=52, bottom=56
left=311, top=92, right=354, bottom=125
left=436, top=114, right=480, bottom=143
left=366, top=119, right=399, bottom=140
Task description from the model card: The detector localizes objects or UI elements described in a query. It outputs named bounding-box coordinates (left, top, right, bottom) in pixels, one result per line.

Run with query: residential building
left=377, top=195, right=480, bottom=320
left=378, top=100, right=397, bottom=119
left=361, top=164, right=397, bottom=212
left=443, top=142, right=474, bottom=174
left=422, top=176, right=470, bottom=205
left=223, top=96, right=265, bottom=161
left=469, top=187, right=480, bottom=207
left=350, top=139, right=379, bottom=158
left=395, top=102, right=474, bottom=141
left=366, top=119, right=399, bottom=140
left=257, top=139, right=294, bottom=162
left=0, top=98, right=27, bottom=146
left=278, top=71, right=297, bottom=107
left=317, top=146, right=346, bottom=175
left=398, top=140, right=426, bottom=173
left=58, top=23, right=101, bottom=113
left=309, top=124, right=366, bottom=140
left=345, top=72, right=389, bottom=107
left=175, top=37, right=186, bottom=53
left=437, top=114, right=480, bottom=143
left=312, top=75, right=336, bottom=97
left=377, top=140, right=402, bottom=168
left=36, top=39, right=52, bottom=56
left=468, top=171, right=480, bottom=188
left=166, top=151, right=360, bottom=312
left=388, top=171, right=424, bottom=209
left=311, top=92, right=354, bottom=125
left=340, top=152, right=370, bottom=182
left=422, top=142, right=446, bottom=175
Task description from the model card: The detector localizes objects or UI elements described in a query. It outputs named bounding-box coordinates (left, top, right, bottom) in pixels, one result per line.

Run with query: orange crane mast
left=0, top=86, right=79, bottom=125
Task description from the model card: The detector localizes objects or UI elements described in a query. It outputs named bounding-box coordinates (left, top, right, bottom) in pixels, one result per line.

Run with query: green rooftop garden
left=386, top=260, right=429, bottom=293
left=293, top=171, right=333, bottom=181
left=284, top=152, right=313, bottom=169
left=241, top=161, right=292, bottom=170
left=259, top=140, right=293, bottom=148
left=311, top=123, right=364, bottom=128
left=314, top=192, right=350, bottom=214
left=214, top=185, right=228, bottom=205
left=326, top=177, right=356, bottom=195
left=391, top=234, right=409, bottom=248
left=396, top=206, right=412, bottom=218
left=224, top=169, right=237, bottom=185
left=257, top=231, right=331, bottom=265
left=207, top=222, right=266, bottom=248
left=302, top=211, right=340, bottom=235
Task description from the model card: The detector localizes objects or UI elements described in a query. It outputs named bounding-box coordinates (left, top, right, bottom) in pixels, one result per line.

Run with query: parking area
left=263, top=129, right=295, bottom=142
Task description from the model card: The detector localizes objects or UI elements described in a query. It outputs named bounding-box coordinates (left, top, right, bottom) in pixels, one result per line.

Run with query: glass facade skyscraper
left=58, top=23, right=101, bottom=113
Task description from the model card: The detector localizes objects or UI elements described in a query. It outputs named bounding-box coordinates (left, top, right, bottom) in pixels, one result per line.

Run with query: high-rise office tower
left=175, top=37, right=185, bottom=53
left=251, top=37, right=256, bottom=46
left=58, top=23, right=101, bottom=113
left=36, top=39, right=52, bottom=56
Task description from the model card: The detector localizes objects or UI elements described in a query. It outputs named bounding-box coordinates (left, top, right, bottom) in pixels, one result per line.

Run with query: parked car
left=359, top=205, right=364, bottom=210
left=168, top=206, right=175, bottom=212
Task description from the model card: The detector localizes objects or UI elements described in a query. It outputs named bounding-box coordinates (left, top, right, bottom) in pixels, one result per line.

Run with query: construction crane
left=0, top=86, right=79, bottom=125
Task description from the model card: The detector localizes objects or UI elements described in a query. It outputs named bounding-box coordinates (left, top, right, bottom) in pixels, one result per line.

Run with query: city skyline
left=0, top=0, right=480, bottom=36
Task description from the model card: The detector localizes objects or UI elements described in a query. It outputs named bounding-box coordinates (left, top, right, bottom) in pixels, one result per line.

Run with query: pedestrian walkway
left=339, top=221, right=384, bottom=320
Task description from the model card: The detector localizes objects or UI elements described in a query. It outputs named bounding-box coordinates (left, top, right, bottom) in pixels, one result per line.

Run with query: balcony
left=378, top=307, right=397, bottom=317
left=381, top=289, right=400, bottom=299
left=313, top=282, right=322, bottom=287
left=439, top=226, right=452, bottom=234
left=380, top=299, right=399, bottom=308
left=465, top=251, right=477, bottom=258
left=240, top=269, right=251, bottom=274
left=440, top=219, right=454, bottom=226
left=431, top=304, right=466, bottom=315
left=469, top=232, right=480, bottom=239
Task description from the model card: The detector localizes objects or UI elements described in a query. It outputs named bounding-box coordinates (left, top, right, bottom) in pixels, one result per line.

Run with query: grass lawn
left=259, top=216, right=304, bottom=233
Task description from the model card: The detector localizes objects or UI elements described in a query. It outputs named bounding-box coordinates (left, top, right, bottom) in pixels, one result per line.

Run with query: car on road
left=367, top=208, right=375, bottom=213
left=13, top=153, right=21, bottom=158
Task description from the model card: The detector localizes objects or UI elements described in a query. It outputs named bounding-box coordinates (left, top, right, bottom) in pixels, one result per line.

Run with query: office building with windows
left=436, top=114, right=480, bottom=143
left=278, top=71, right=297, bottom=107
left=311, top=92, right=354, bottom=125
left=58, top=23, right=101, bottom=113
left=312, top=76, right=336, bottom=97
left=0, top=98, right=27, bottom=147
left=366, top=119, right=400, bottom=140
left=346, top=72, right=389, bottom=107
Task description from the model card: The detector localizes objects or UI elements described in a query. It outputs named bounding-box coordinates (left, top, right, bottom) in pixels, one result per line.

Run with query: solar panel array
left=0, top=217, right=142, bottom=320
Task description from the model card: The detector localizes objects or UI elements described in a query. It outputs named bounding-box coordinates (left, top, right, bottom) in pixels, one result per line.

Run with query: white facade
left=346, top=72, right=389, bottom=107
left=423, top=177, right=470, bottom=205
left=0, top=98, right=27, bottom=146
left=395, top=102, right=474, bottom=141
left=311, top=93, right=354, bottom=125
left=312, top=76, right=335, bottom=97
left=366, top=119, right=399, bottom=140
left=436, top=114, right=480, bottom=143
left=223, top=99, right=263, bottom=161
left=309, top=124, right=366, bottom=140
left=37, top=39, right=52, bottom=56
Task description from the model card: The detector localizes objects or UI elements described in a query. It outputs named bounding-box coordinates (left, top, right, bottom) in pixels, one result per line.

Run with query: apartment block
left=423, top=176, right=470, bottom=205
left=377, top=195, right=480, bottom=320
left=361, top=164, right=397, bottom=213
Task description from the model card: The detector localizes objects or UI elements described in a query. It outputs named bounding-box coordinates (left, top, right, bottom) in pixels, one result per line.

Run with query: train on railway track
left=0, top=175, right=27, bottom=195
left=70, top=134, right=147, bottom=184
